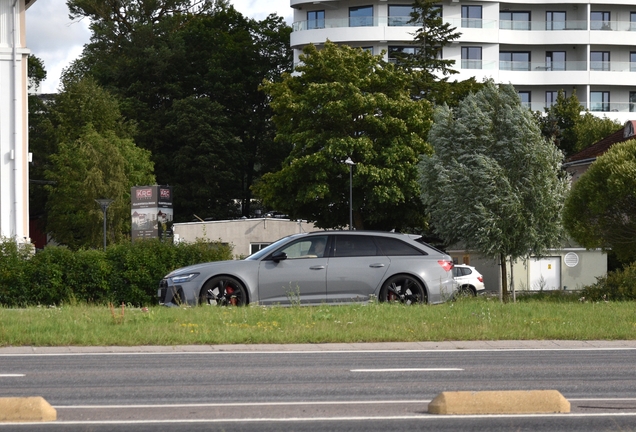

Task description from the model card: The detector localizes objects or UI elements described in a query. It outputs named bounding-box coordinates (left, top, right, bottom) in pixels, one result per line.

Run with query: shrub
left=0, top=240, right=34, bottom=306
left=105, top=239, right=232, bottom=305
left=581, top=262, right=636, bottom=301
left=0, top=238, right=233, bottom=307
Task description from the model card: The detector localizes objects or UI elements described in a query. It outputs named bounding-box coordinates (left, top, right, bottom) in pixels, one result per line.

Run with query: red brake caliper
left=226, top=286, right=237, bottom=306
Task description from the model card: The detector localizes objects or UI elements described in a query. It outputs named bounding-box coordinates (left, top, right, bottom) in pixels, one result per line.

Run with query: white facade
left=0, top=0, right=33, bottom=244
left=290, top=0, right=636, bottom=122
left=173, top=218, right=318, bottom=258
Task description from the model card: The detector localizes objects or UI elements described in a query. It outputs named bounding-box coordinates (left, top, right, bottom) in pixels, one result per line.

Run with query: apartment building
left=290, top=0, right=636, bottom=122
left=0, top=0, right=35, bottom=244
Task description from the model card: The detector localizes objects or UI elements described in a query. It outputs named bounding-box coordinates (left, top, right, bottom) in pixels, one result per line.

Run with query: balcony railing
left=499, top=61, right=587, bottom=71
left=525, top=102, right=635, bottom=113
left=294, top=17, right=636, bottom=33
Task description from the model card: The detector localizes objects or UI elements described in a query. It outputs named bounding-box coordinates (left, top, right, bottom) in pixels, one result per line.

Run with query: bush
left=0, top=240, right=34, bottom=306
left=581, top=262, right=636, bottom=301
left=0, top=238, right=233, bottom=307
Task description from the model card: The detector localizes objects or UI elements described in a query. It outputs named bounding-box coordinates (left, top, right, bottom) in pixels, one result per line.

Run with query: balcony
left=293, top=17, right=636, bottom=34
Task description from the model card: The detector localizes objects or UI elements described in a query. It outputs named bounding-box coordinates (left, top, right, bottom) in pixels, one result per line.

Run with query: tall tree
left=65, top=1, right=292, bottom=221
left=254, top=41, right=432, bottom=231
left=420, top=81, right=569, bottom=302
left=44, top=77, right=155, bottom=249
left=390, top=0, right=480, bottom=105
left=563, top=139, right=636, bottom=263
left=534, top=90, right=622, bottom=156
left=404, top=0, right=460, bottom=94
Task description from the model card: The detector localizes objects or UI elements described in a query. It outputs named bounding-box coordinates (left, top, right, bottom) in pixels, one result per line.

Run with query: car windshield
left=244, top=234, right=305, bottom=261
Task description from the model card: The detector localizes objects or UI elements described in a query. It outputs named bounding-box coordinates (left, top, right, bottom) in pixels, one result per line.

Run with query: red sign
left=136, top=188, right=153, bottom=200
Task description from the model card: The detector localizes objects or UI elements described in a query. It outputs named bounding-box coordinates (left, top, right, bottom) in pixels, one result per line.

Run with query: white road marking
left=56, top=400, right=431, bottom=409
left=5, top=412, right=636, bottom=426
left=350, top=368, right=463, bottom=372
left=0, top=374, right=24, bottom=377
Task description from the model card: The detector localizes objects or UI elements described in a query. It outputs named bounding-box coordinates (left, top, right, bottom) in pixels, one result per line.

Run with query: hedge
left=0, top=238, right=232, bottom=307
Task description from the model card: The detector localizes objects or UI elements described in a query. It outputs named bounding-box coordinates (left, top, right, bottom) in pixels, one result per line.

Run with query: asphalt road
left=1, top=341, right=636, bottom=431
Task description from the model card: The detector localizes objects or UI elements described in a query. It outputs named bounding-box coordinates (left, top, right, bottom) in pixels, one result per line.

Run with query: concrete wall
left=173, top=218, right=318, bottom=258
left=448, top=248, right=607, bottom=293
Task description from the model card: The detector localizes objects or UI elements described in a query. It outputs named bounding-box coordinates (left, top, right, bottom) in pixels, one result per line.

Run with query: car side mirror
left=271, top=252, right=287, bottom=263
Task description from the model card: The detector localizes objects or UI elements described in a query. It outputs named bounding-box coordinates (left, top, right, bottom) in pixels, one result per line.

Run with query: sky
left=25, top=0, right=294, bottom=94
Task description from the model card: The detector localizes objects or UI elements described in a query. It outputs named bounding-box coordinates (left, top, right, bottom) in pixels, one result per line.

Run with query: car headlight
left=171, top=273, right=199, bottom=283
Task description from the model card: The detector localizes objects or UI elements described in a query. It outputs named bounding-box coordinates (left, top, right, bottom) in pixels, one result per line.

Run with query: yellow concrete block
left=428, top=390, right=570, bottom=415
left=0, top=397, right=57, bottom=422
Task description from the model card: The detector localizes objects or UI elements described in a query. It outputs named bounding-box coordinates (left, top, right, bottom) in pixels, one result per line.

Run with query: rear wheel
left=379, top=275, right=426, bottom=305
left=457, top=285, right=476, bottom=297
left=199, top=276, right=247, bottom=306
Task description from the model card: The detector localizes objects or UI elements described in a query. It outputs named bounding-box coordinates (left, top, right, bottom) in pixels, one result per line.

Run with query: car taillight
left=478, top=276, right=484, bottom=282
left=438, top=260, right=454, bottom=272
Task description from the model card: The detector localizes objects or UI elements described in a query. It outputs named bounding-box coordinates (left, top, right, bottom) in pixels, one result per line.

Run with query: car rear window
left=333, top=235, right=378, bottom=257
left=374, top=236, right=426, bottom=256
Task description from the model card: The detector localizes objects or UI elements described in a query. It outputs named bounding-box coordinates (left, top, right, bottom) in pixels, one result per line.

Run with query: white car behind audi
left=452, top=264, right=485, bottom=296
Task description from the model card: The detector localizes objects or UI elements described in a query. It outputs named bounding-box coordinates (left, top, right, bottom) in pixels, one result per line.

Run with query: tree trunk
left=500, top=252, right=509, bottom=303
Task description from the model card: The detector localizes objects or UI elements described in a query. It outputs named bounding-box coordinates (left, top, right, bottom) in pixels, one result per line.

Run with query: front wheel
left=378, top=275, right=426, bottom=305
left=199, top=276, right=247, bottom=306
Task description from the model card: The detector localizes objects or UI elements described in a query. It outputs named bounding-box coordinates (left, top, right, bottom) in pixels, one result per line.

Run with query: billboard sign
left=131, top=186, right=173, bottom=240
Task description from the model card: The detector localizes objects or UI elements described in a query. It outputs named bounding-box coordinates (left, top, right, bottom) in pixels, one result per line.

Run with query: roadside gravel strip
left=1, top=339, right=636, bottom=355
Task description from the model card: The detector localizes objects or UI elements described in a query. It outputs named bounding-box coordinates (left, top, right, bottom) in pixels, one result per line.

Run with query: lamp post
left=95, top=199, right=114, bottom=251
left=344, top=157, right=355, bottom=230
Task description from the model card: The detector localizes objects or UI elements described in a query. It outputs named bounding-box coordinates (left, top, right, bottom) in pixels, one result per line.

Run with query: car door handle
left=309, top=265, right=326, bottom=270
left=369, top=263, right=385, bottom=268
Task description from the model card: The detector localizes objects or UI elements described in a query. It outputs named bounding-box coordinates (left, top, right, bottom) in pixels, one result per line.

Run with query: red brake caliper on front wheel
left=226, top=286, right=237, bottom=306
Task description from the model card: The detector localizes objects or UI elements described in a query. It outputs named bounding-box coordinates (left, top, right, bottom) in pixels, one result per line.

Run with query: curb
left=0, top=397, right=57, bottom=422
left=428, top=390, right=570, bottom=415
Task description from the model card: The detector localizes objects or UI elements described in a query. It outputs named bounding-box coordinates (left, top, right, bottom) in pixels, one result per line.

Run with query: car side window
left=333, top=235, right=378, bottom=257
left=278, top=236, right=328, bottom=259
left=374, top=236, right=426, bottom=256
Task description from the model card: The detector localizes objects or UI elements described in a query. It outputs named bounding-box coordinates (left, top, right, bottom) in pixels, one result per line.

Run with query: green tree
left=420, top=81, right=569, bottom=302
left=535, top=90, right=622, bottom=156
left=28, top=57, right=55, bottom=234
left=573, top=112, right=622, bottom=152
left=563, top=139, right=636, bottom=263
left=44, top=77, right=155, bottom=249
left=66, top=1, right=292, bottom=221
left=254, top=41, right=432, bottom=230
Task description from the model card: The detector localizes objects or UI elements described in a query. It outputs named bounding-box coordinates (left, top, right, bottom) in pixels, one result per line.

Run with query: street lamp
left=344, top=157, right=356, bottom=230
left=95, top=199, right=114, bottom=251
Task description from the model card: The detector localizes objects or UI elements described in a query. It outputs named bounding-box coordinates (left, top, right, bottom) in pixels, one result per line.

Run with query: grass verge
left=1, top=296, right=635, bottom=346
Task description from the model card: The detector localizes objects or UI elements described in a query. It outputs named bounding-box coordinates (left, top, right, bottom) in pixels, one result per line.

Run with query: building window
left=250, top=243, right=271, bottom=255
left=461, top=46, right=482, bottom=69
left=590, top=91, right=610, bottom=111
left=350, top=5, right=373, bottom=27
left=546, top=51, right=566, bottom=71
left=307, top=10, right=325, bottom=29
left=630, top=91, right=636, bottom=112
left=631, top=12, right=636, bottom=30
left=388, top=5, right=414, bottom=26
left=499, top=11, right=530, bottom=30
left=590, top=51, right=610, bottom=71
left=499, top=52, right=531, bottom=70
left=461, top=5, right=482, bottom=28
left=545, top=91, right=562, bottom=107
left=546, top=11, right=566, bottom=30
left=388, top=46, right=417, bottom=64
left=631, top=52, right=636, bottom=72
left=591, top=11, right=611, bottom=30
left=518, top=91, right=531, bottom=108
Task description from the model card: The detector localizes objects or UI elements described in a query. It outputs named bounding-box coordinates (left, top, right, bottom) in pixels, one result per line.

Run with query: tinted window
left=278, top=235, right=329, bottom=259
left=333, top=235, right=378, bottom=257
left=374, top=236, right=426, bottom=256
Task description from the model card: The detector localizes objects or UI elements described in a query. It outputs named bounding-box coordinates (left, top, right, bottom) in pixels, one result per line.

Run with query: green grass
left=1, top=295, right=635, bottom=346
